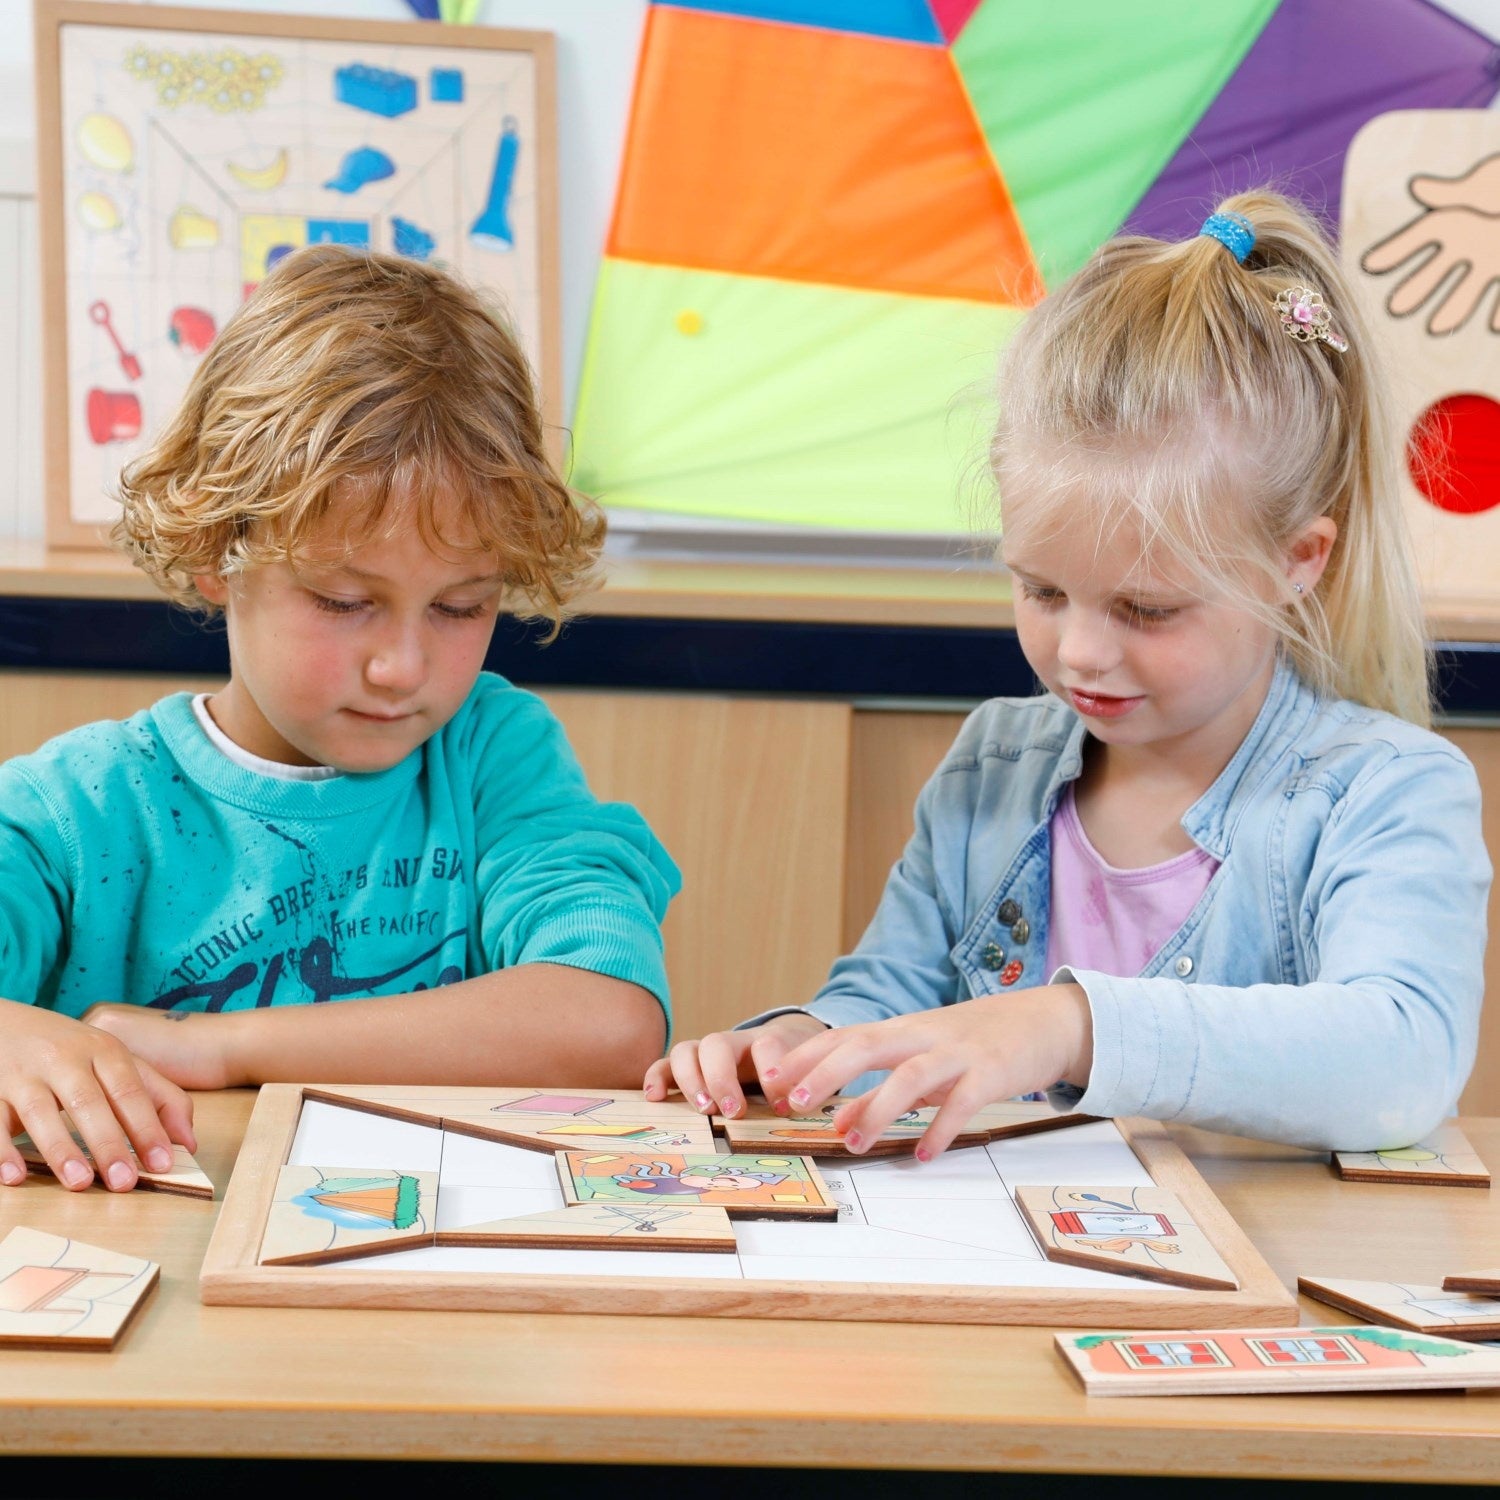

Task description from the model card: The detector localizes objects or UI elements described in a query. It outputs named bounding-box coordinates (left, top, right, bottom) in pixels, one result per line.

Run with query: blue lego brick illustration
left=308, top=219, right=371, bottom=248
left=430, top=68, right=464, bottom=104
left=392, top=217, right=436, bottom=262
left=334, top=63, right=417, bottom=118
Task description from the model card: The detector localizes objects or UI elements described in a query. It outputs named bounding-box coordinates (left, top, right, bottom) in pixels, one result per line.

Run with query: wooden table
left=2, top=1096, right=1499, bottom=1484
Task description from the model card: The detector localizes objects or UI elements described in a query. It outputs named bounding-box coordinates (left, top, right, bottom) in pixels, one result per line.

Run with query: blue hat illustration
left=324, top=146, right=395, bottom=195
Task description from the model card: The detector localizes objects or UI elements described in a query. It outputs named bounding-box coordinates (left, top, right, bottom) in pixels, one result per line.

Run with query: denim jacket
left=787, top=661, right=1490, bottom=1151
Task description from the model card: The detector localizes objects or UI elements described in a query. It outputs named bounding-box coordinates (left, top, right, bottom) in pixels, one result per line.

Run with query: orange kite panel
left=609, top=6, right=1041, bottom=306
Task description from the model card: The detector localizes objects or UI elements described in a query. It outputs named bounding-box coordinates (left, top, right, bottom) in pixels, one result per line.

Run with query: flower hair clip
left=1274, top=286, right=1349, bottom=353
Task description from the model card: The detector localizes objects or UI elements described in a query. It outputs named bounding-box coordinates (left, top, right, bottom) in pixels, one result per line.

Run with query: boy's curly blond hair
left=115, top=245, right=601, bottom=633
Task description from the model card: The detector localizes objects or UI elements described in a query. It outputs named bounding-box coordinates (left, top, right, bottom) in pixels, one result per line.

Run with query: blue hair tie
left=1199, top=211, right=1255, bottom=263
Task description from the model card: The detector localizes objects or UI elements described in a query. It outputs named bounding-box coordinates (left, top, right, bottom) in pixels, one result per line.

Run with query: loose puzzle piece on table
left=717, top=1097, right=1090, bottom=1157
left=1444, top=1268, right=1500, bottom=1294
left=1014, top=1184, right=1238, bottom=1292
left=436, top=1201, right=737, bottom=1253
left=259, top=1165, right=438, bottom=1266
left=0, top=1225, right=158, bottom=1350
left=1299, top=1275, right=1500, bottom=1340
left=558, top=1151, right=837, bottom=1221
left=303, top=1085, right=716, bottom=1154
left=14, top=1134, right=214, bottom=1199
left=1057, top=1324, right=1500, bottom=1396
left=1332, top=1123, right=1490, bottom=1187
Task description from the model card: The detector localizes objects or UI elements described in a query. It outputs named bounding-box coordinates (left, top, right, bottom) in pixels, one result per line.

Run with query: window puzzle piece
left=559, top=1152, right=837, bottom=1221
left=436, top=1201, right=736, bottom=1253
left=258, top=1165, right=438, bottom=1266
left=1014, top=1184, right=1238, bottom=1292
left=1332, top=1123, right=1490, bottom=1187
left=13, top=1134, right=213, bottom=1199
left=0, top=1226, right=158, bottom=1350
left=1057, top=1324, right=1500, bottom=1396
left=1298, top=1275, right=1500, bottom=1341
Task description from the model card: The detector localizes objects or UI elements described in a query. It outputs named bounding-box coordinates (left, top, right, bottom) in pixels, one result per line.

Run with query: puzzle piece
left=14, top=1134, right=213, bottom=1199
left=1332, top=1123, right=1490, bottom=1187
left=436, top=1201, right=737, bottom=1253
left=0, top=1226, right=158, bottom=1350
left=558, top=1151, right=837, bottom=1221
left=1014, top=1184, right=1238, bottom=1292
left=258, top=1165, right=438, bottom=1266
left=1299, top=1275, right=1500, bottom=1341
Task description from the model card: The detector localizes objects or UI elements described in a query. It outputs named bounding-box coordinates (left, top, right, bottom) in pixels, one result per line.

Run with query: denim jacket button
left=997, top=898, right=1022, bottom=925
left=982, top=942, right=1006, bottom=970
left=1174, top=955, right=1194, bottom=977
left=1010, top=918, right=1031, bottom=945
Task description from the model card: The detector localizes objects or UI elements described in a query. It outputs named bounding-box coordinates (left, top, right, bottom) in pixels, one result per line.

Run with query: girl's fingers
left=918, top=1083, right=994, bottom=1161
left=54, top=1077, right=142, bottom=1193
left=696, top=1032, right=750, bottom=1119
left=832, top=1055, right=957, bottom=1153
left=781, top=1026, right=912, bottom=1117
left=666, top=1040, right=714, bottom=1115
left=642, top=1056, right=674, bottom=1099
left=747, top=1028, right=798, bottom=1109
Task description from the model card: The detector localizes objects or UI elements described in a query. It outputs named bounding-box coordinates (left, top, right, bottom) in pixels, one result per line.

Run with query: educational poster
left=47, top=9, right=551, bottom=538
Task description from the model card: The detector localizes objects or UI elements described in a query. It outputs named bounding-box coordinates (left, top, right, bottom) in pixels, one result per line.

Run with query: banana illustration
left=227, top=147, right=288, bottom=191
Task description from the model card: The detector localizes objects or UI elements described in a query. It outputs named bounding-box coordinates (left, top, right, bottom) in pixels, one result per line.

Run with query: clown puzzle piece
left=1057, top=1325, right=1500, bottom=1397
left=1298, top=1275, right=1500, bottom=1341
left=1015, top=1185, right=1238, bottom=1292
left=0, top=1226, right=158, bottom=1350
left=1332, top=1124, right=1490, bottom=1187
left=558, top=1151, right=837, bottom=1222
left=259, top=1165, right=438, bottom=1266
left=15, top=1134, right=213, bottom=1199
left=717, top=1097, right=1089, bottom=1157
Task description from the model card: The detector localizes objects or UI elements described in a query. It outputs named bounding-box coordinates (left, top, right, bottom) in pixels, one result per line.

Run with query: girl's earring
left=1292, top=582, right=1305, bottom=595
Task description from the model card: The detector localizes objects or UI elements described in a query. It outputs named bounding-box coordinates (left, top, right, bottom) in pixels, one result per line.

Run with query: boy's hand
left=768, top=985, right=1094, bottom=1160
left=84, top=1004, right=239, bottom=1091
left=642, top=1011, right=830, bottom=1118
left=0, top=998, right=196, bottom=1191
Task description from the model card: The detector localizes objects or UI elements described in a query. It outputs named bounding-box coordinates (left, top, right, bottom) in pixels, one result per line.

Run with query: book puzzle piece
left=1444, top=1269, right=1500, bottom=1294
left=1057, top=1324, right=1500, bottom=1396
left=302, top=1085, right=716, bottom=1154
left=436, top=1201, right=737, bottom=1252
left=14, top=1134, right=213, bottom=1199
left=717, top=1097, right=1091, bottom=1157
left=558, top=1151, right=837, bottom=1221
left=1298, top=1275, right=1500, bottom=1340
left=1014, top=1184, right=1238, bottom=1292
left=0, top=1225, right=158, bottom=1350
left=258, top=1165, right=438, bottom=1266
left=1332, top=1124, right=1490, bottom=1187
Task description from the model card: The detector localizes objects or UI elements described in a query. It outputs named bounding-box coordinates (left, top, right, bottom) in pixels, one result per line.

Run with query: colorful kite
left=572, top=0, right=1499, bottom=535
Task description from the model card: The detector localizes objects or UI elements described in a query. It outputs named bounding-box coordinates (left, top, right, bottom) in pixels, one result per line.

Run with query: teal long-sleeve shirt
left=0, top=674, right=680, bottom=1030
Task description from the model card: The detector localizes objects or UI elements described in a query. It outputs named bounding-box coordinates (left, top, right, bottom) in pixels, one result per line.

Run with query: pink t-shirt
left=1045, top=784, right=1219, bottom=979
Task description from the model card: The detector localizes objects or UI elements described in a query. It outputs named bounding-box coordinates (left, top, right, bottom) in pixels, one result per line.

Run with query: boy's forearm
left=218, top=965, right=667, bottom=1088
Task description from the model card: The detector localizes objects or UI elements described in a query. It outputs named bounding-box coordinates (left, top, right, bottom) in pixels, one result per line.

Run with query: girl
left=645, top=190, right=1490, bottom=1157
left=0, top=246, right=679, bottom=1192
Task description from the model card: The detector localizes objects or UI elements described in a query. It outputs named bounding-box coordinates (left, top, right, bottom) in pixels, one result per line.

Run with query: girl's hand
left=85, top=1004, right=239, bottom=1091
left=771, top=985, right=1094, bottom=1160
left=642, top=1011, right=830, bottom=1118
left=0, top=998, right=196, bottom=1190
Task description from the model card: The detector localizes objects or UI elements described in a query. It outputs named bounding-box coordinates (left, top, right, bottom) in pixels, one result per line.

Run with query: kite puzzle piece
left=1444, top=1268, right=1500, bottom=1294
left=559, top=1151, right=837, bottom=1221
left=718, top=1097, right=1089, bottom=1157
left=1014, top=1184, right=1238, bottom=1292
left=1298, top=1275, right=1500, bottom=1341
left=1056, top=1324, right=1500, bottom=1397
left=259, top=1165, right=438, bottom=1266
left=436, top=1201, right=736, bottom=1253
left=1332, top=1123, right=1490, bottom=1187
left=0, top=1226, right=158, bottom=1350
left=15, top=1134, right=213, bottom=1199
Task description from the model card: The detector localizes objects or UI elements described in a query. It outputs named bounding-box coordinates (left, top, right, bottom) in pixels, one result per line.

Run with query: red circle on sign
left=1408, top=393, right=1500, bottom=516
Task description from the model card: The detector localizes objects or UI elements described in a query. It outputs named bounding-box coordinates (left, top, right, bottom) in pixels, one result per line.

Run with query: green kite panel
left=571, top=259, right=1024, bottom=534
left=954, top=0, right=1279, bottom=286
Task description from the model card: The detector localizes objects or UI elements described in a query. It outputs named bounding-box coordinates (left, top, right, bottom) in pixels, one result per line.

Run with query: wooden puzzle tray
left=200, top=1084, right=1296, bottom=1326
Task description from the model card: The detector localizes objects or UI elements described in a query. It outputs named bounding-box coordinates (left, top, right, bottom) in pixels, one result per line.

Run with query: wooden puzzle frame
left=35, top=0, right=561, bottom=547
left=201, top=1085, right=1295, bottom=1326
